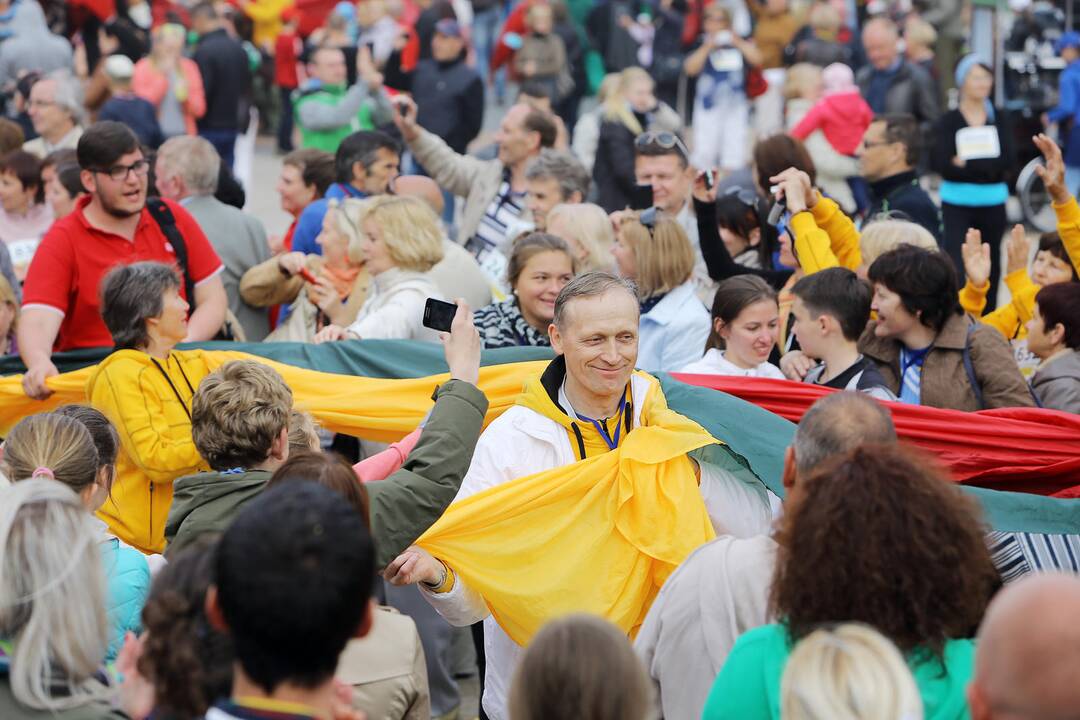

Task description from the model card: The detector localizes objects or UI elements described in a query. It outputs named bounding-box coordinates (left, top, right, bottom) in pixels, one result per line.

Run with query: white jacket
left=347, top=268, right=443, bottom=342
left=421, top=373, right=773, bottom=720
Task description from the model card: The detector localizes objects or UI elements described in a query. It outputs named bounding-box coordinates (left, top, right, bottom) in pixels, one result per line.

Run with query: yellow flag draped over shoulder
left=415, top=388, right=719, bottom=646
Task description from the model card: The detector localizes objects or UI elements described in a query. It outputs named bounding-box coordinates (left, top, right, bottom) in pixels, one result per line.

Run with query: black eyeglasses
left=93, top=159, right=150, bottom=182
left=635, top=131, right=690, bottom=160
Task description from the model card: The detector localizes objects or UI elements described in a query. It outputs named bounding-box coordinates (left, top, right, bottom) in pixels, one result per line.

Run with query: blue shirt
left=637, top=281, right=711, bottom=372
left=290, top=182, right=368, bottom=256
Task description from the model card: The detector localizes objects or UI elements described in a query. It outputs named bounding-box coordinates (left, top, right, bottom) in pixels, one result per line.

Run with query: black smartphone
left=630, top=183, right=654, bottom=210
left=422, top=298, right=457, bottom=332
left=703, top=169, right=715, bottom=191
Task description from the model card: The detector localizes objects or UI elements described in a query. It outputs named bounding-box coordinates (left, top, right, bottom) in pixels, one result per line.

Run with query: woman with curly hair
left=701, top=443, right=1000, bottom=720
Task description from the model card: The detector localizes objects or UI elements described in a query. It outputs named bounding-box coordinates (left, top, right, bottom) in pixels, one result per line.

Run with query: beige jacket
left=635, top=535, right=776, bottom=720
left=408, top=128, right=508, bottom=246
left=239, top=254, right=370, bottom=341
left=337, top=606, right=430, bottom=720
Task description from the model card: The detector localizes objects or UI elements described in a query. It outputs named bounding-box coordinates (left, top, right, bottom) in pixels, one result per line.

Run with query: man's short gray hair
left=100, top=262, right=181, bottom=350
left=793, top=392, right=897, bottom=476
left=156, top=136, right=221, bottom=196
left=46, top=70, right=85, bottom=125
left=525, top=149, right=591, bottom=202
left=553, top=271, right=638, bottom=328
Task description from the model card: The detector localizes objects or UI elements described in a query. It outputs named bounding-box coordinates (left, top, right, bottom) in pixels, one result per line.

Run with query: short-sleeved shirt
left=22, top=194, right=223, bottom=350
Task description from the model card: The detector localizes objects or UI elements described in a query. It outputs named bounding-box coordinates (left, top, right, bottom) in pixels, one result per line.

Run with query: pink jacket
left=790, top=91, right=873, bottom=157
left=131, top=57, right=207, bottom=136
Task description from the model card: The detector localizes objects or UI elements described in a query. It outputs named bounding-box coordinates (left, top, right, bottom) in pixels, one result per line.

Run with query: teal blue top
left=939, top=180, right=1009, bottom=207
left=701, top=623, right=975, bottom=720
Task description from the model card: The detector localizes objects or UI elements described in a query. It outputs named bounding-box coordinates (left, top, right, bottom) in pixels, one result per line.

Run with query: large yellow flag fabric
left=0, top=349, right=547, bottom=439
left=416, top=375, right=719, bottom=645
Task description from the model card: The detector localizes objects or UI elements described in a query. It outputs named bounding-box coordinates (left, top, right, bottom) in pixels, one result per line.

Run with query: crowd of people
left=2, top=0, right=1080, bottom=719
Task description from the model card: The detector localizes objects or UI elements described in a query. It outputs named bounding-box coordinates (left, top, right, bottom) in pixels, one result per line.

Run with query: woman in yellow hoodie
left=88, top=262, right=212, bottom=554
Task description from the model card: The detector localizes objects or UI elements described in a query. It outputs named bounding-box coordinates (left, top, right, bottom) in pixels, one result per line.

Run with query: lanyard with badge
left=576, top=394, right=628, bottom=451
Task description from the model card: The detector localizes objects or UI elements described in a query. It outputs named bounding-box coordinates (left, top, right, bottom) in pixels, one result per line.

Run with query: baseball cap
left=1055, top=31, right=1080, bottom=54
left=435, top=18, right=462, bottom=38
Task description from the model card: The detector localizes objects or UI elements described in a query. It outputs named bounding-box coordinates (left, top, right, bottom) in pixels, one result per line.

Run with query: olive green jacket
left=165, top=379, right=489, bottom=568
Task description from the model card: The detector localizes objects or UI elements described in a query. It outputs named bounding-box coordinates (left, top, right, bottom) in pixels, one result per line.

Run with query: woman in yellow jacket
left=89, top=262, right=214, bottom=554
left=958, top=136, right=1080, bottom=346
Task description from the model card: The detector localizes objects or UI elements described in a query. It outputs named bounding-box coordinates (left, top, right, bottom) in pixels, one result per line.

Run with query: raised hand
left=961, top=227, right=991, bottom=288
left=769, top=167, right=816, bottom=214
left=391, top=94, right=420, bottom=141
left=1005, top=224, right=1032, bottom=275
left=1034, top=133, right=1070, bottom=204
left=442, top=299, right=481, bottom=386
left=692, top=168, right=719, bottom=203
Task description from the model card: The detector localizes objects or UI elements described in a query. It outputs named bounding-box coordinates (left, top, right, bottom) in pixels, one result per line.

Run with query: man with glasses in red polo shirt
left=18, top=121, right=226, bottom=399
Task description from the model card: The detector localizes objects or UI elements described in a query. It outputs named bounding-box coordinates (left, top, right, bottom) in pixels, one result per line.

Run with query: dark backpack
left=962, top=319, right=1042, bottom=410
left=145, top=198, right=240, bottom=341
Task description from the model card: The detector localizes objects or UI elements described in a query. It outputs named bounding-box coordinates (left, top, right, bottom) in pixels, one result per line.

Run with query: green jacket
left=294, top=81, right=394, bottom=152
left=702, top=623, right=975, bottom=720
left=164, top=379, right=489, bottom=568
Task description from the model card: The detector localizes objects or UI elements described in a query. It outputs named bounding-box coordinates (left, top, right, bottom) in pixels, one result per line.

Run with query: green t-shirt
left=701, top=623, right=975, bottom=720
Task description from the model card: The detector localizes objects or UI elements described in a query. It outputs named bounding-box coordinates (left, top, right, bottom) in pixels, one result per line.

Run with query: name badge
left=956, top=126, right=1001, bottom=161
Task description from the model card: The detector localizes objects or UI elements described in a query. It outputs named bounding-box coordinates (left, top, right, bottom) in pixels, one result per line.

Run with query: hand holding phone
left=423, top=298, right=459, bottom=333
left=630, top=183, right=654, bottom=211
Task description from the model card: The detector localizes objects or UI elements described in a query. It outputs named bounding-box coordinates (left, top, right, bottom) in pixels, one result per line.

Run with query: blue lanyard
left=576, top=395, right=627, bottom=452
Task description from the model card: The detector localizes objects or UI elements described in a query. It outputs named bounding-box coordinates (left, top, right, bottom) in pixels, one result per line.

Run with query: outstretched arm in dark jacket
left=368, top=379, right=489, bottom=568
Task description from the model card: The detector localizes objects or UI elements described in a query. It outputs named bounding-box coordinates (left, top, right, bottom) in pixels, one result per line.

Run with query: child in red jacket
left=790, top=62, right=872, bottom=157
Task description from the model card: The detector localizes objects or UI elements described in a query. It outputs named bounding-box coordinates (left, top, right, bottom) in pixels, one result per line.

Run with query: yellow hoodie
left=417, top=363, right=719, bottom=644
left=87, top=349, right=212, bottom=554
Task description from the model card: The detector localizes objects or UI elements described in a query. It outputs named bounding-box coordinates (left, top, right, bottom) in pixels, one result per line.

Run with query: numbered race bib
left=7, top=238, right=39, bottom=271
left=955, top=126, right=1001, bottom=161
left=1012, top=338, right=1040, bottom=379
left=709, top=48, right=744, bottom=73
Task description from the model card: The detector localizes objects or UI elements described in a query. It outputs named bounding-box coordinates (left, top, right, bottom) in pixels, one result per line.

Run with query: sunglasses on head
left=723, top=186, right=759, bottom=207
left=635, top=131, right=690, bottom=160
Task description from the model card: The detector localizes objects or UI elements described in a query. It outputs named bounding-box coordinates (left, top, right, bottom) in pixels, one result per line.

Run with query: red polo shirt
left=22, top=195, right=223, bottom=351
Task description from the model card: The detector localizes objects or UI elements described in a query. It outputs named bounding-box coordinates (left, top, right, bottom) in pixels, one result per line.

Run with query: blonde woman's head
left=2, top=413, right=103, bottom=509
left=904, top=17, right=937, bottom=50
left=288, top=410, right=321, bottom=454
left=785, top=63, right=824, bottom=101
left=357, top=195, right=445, bottom=274
left=857, top=218, right=939, bottom=278
left=605, top=67, right=654, bottom=133
left=0, top=479, right=110, bottom=711
left=614, top=214, right=695, bottom=299
left=546, top=203, right=616, bottom=272
left=781, top=623, right=924, bottom=720
left=322, top=197, right=368, bottom=265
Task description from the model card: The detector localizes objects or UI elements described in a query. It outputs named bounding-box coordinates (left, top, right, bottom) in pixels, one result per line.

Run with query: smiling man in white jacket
left=385, top=271, right=774, bottom=720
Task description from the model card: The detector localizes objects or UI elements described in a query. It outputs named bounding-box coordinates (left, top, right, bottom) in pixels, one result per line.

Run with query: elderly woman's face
left=315, top=209, right=352, bottom=265
left=147, top=285, right=189, bottom=348
left=359, top=218, right=395, bottom=275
